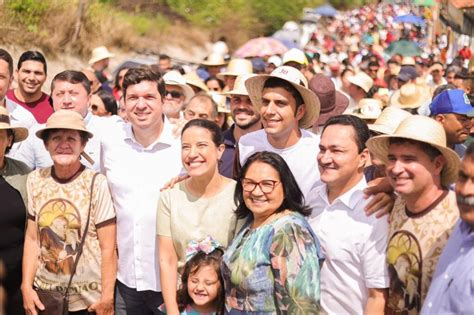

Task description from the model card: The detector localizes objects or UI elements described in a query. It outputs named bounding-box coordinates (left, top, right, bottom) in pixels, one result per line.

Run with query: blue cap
left=430, top=89, right=474, bottom=117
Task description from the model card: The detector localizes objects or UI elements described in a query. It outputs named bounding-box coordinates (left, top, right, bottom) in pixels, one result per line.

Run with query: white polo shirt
left=308, top=178, right=389, bottom=314
left=238, top=129, right=321, bottom=200
left=100, top=118, right=182, bottom=292
left=13, top=113, right=114, bottom=170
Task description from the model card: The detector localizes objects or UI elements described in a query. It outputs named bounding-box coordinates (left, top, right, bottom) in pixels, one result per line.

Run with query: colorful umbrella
left=234, top=37, right=288, bottom=58
left=313, top=4, right=338, bottom=17
left=394, top=14, right=426, bottom=26
left=385, top=40, right=422, bottom=57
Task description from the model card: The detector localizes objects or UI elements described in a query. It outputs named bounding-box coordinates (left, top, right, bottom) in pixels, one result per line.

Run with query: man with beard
left=219, top=74, right=261, bottom=178
left=421, top=142, right=474, bottom=313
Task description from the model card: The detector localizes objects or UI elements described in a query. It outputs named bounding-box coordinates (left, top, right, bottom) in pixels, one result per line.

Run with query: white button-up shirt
left=13, top=113, right=114, bottom=170
left=308, top=178, right=389, bottom=314
left=5, top=99, right=36, bottom=156
left=100, top=119, right=182, bottom=292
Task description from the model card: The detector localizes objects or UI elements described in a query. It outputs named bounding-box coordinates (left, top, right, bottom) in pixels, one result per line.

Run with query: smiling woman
left=157, top=119, right=241, bottom=314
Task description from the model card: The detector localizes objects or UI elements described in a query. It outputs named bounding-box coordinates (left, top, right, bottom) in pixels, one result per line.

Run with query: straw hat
left=390, top=83, right=431, bottom=109
left=201, top=53, right=227, bottom=67
left=217, top=59, right=253, bottom=79
left=351, top=98, right=383, bottom=120
left=211, top=93, right=230, bottom=113
left=163, top=70, right=195, bottom=103
left=348, top=72, right=374, bottom=93
left=282, top=48, right=309, bottom=66
left=221, top=74, right=256, bottom=96
left=0, top=106, right=28, bottom=142
left=183, top=71, right=208, bottom=93
left=36, top=110, right=93, bottom=140
left=88, top=46, right=115, bottom=65
left=368, top=106, right=412, bottom=135
left=310, top=74, right=349, bottom=126
left=366, top=115, right=461, bottom=186
left=245, top=66, right=320, bottom=129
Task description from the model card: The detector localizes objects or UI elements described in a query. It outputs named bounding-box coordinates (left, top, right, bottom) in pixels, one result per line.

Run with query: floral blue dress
left=221, top=212, right=323, bottom=314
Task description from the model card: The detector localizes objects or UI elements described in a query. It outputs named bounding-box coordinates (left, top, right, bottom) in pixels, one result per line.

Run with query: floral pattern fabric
left=222, top=212, right=322, bottom=314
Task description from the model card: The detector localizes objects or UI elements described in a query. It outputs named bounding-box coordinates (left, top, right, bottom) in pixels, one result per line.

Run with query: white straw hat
left=351, top=98, right=383, bottom=120
left=245, top=66, right=320, bottom=129
left=0, top=106, right=28, bottom=142
left=389, top=83, right=431, bottom=109
left=217, top=59, right=253, bottom=79
left=201, top=53, right=227, bottom=67
left=221, top=73, right=256, bottom=96
left=163, top=70, right=195, bottom=103
left=366, top=115, right=461, bottom=186
left=368, top=106, right=412, bottom=135
left=88, top=46, right=115, bottom=64
left=347, top=71, right=374, bottom=93
left=183, top=71, right=208, bottom=93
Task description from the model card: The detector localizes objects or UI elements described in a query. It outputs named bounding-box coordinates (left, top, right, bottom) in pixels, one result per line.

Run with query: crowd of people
left=0, top=2, right=473, bottom=315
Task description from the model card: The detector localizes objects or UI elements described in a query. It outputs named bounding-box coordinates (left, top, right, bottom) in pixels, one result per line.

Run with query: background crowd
left=0, top=1, right=473, bottom=315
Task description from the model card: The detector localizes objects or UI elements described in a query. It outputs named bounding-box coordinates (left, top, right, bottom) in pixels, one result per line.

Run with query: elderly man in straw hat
left=429, top=89, right=474, bottom=158
left=367, top=115, right=461, bottom=314
left=22, top=110, right=116, bottom=315
left=219, top=73, right=261, bottom=178
left=217, top=58, right=253, bottom=92
left=421, top=142, right=474, bottom=313
left=238, top=65, right=321, bottom=198
left=89, top=46, right=114, bottom=84
left=14, top=70, right=114, bottom=171
left=162, top=70, right=195, bottom=120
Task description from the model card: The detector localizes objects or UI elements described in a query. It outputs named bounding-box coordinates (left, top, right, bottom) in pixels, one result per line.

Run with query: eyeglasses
left=166, top=90, right=183, bottom=99
left=241, top=179, right=280, bottom=193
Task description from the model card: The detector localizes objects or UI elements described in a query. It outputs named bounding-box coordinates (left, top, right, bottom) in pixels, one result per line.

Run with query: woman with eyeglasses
left=222, top=151, right=323, bottom=314
left=157, top=119, right=241, bottom=314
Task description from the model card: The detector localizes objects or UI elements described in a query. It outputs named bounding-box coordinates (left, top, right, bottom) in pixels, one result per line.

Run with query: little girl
left=160, top=236, right=225, bottom=314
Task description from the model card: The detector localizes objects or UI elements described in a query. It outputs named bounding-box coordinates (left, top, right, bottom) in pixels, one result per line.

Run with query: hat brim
left=347, top=76, right=370, bottom=93
left=88, top=53, right=115, bottom=65
left=245, top=75, right=320, bottom=129
left=315, top=91, right=349, bottom=126
left=366, top=135, right=460, bottom=186
left=216, top=72, right=239, bottom=79
left=36, top=126, right=93, bottom=140
left=0, top=126, right=28, bottom=143
left=390, top=89, right=431, bottom=109
left=201, top=61, right=227, bottom=67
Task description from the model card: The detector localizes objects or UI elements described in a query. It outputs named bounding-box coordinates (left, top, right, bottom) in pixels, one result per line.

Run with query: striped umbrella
left=234, top=37, right=288, bottom=58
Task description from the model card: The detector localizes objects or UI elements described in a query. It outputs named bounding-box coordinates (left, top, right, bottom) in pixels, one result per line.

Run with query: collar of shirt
left=317, top=177, right=367, bottom=210
left=124, top=116, right=175, bottom=150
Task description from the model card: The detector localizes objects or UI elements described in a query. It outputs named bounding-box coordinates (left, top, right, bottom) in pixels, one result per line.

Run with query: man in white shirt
left=100, top=67, right=182, bottom=314
left=238, top=66, right=321, bottom=199
left=308, top=115, right=389, bottom=314
left=14, top=70, right=112, bottom=170
left=0, top=49, right=36, bottom=155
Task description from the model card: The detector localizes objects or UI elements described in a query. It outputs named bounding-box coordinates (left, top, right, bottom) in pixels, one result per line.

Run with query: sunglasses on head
left=166, top=90, right=184, bottom=99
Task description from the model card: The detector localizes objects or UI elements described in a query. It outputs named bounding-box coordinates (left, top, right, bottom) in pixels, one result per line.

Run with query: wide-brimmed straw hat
left=351, top=98, right=383, bottom=120
left=163, top=70, right=195, bottom=103
left=390, top=82, right=431, bottom=109
left=217, top=59, right=253, bottom=79
left=221, top=73, right=256, bottom=96
left=366, top=115, right=461, bottom=186
left=88, top=46, right=115, bottom=64
left=0, top=106, right=28, bottom=142
left=201, top=53, right=227, bottom=67
left=183, top=71, right=208, bottom=93
left=211, top=93, right=230, bottom=113
left=310, top=74, right=349, bottom=126
left=245, top=66, right=320, bottom=129
left=368, top=106, right=412, bottom=135
left=36, top=110, right=93, bottom=140
left=348, top=72, right=374, bottom=93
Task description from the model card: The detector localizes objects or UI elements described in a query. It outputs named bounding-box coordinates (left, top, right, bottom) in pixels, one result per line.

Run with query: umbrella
left=313, top=4, right=338, bottom=17
left=273, top=30, right=301, bottom=49
left=393, top=14, right=426, bottom=26
left=385, top=40, right=422, bottom=57
left=234, top=37, right=288, bottom=58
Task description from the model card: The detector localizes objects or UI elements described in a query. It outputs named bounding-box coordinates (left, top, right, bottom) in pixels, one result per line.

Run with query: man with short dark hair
left=367, top=115, right=461, bottom=313
left=430, top=89, right=473, bottom=157
left=100, top=66, right=182, bottom=314
left=183, top=94, right=217, bottom=121
left=14, top=70, right=112, bottom=170
left=309, top=115, right=389, bottom=314
left=421, top=143, right=474, bottom=313
left=7, top=51, right=52, bottom=123
left=158, top=54, right=172, bottom=73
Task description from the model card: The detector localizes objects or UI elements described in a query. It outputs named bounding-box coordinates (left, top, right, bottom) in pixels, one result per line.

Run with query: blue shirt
left=421, top=219, right=474, bottom=314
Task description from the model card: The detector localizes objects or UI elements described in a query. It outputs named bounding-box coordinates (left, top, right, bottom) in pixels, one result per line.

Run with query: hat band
left=0, top=114, right=10, bottom=124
